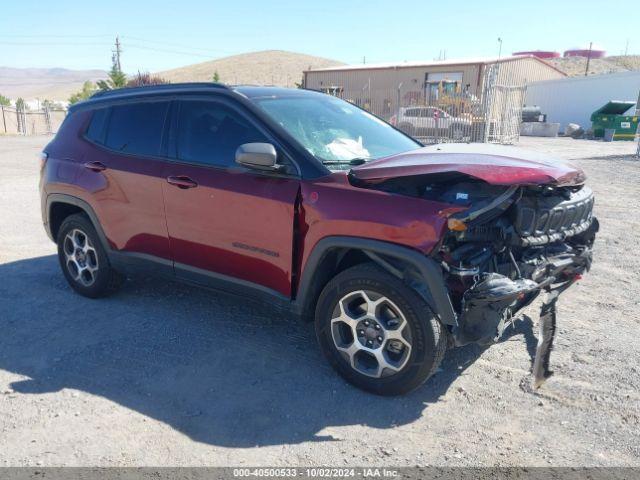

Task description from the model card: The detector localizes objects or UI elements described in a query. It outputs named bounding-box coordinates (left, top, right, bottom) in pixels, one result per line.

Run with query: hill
left=157, top=50, right=344, bottom=86
left=0, top=67, right=107, bottom=102
left=548, top=55, right=640, bottom=76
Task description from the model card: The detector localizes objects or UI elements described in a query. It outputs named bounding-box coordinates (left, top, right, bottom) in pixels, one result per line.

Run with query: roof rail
left=89, top=82, right=230, bottom=99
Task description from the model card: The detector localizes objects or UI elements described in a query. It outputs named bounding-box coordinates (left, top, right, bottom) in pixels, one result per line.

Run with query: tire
left=56, top=213, right=124, bottom=298
left=315, top=263, right=447, bottom=396
left=448, top=124, right=467, bottom=141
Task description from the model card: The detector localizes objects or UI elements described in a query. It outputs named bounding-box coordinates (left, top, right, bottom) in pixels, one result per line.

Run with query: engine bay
left=438, top=180, right=597, bottom=345
left=359, top=173, right=599, bottom=350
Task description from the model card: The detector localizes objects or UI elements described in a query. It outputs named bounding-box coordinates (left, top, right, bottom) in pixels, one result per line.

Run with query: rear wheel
left=449, top=124, right=466, bottom=141
left=315, top=264, right=447, bottom=395
left=57, top=213, right=124, bottom=298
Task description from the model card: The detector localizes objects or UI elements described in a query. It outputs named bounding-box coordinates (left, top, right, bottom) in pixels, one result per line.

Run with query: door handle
left=167, top=175, right=198, bottom=189
left=84, top=161, right=106, bottom=172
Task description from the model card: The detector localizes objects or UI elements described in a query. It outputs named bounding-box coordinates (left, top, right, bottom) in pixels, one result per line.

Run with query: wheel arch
left=46, top=194, right=111, bottom=252
left=293, top=236, right=457, bottom=326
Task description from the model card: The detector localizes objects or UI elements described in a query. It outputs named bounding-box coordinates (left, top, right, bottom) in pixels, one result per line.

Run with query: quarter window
left=176, top=100, right=268, bottom=168
left=86, top=107, right=109, bottom=143
left=104, top=101, right=169, bottom=156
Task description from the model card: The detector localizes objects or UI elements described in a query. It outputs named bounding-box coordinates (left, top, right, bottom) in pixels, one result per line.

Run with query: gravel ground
left=0, top=135, right=638, bottom=467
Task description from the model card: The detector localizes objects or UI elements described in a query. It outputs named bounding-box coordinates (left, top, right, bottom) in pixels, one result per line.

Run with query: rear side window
left=86, top=108, right=109, bottom=143
left=104, top=101, right=170, bottom=156
left=176, top=100, right=267, bottom=168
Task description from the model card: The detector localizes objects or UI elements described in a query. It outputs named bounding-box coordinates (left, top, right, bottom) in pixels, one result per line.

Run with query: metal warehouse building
left=303, top=55, right=565, bottom=144
left=304, top=55, right=564, bottom=98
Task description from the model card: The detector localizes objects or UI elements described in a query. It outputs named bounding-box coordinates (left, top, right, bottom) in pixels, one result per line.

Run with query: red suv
left=40, top=84, right=597, bottom=395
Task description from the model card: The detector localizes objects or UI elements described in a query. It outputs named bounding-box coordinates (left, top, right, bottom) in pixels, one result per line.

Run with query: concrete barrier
left=520, top=122, right=560, bottom=137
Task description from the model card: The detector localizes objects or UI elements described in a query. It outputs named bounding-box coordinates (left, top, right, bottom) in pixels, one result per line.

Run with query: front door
left=162, top=98, right=300, bottom=297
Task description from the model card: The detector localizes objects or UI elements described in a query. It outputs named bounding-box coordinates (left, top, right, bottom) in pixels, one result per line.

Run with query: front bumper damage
left=450, top=243, right=593, bottom=387
left=438, top=185, right=599, bottom=389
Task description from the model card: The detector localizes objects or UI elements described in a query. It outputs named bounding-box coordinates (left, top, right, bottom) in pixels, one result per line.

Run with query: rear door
left=162, top=97, right=300, bottom=297
left=82, top=99, right=171, bottom=262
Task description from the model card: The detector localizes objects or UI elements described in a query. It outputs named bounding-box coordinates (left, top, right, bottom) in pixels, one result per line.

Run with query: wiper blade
left=322, top=158, right=368, bottom=166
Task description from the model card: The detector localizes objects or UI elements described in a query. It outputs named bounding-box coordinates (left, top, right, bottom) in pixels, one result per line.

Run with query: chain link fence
left=0, top=105, right=67, bottom=135
left=307, top=62, right=528, bottom=145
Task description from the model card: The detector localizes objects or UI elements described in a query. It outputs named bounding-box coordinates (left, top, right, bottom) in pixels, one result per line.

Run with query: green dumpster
left=590, top=101, right=638, bottom=141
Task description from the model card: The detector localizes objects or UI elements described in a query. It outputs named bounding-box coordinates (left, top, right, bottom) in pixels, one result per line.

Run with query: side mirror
left=235, top=143, right=278, bottom=170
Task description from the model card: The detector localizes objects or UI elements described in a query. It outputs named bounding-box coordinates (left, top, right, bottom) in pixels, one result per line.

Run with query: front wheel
left=315, top=264, right=447, bottom=395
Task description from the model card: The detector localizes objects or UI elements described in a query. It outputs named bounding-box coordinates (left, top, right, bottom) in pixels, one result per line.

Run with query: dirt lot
left=0, top=135, right=638, bottom=467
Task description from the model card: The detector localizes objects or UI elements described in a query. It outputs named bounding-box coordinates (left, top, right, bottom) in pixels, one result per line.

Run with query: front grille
left=513, top=187, right=594, bottom=246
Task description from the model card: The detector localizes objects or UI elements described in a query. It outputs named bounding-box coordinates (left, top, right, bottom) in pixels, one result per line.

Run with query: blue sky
left=1, top=0, right=634, bottom=72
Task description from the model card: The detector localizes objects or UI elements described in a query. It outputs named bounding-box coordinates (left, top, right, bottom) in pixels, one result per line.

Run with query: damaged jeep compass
left=40, top=84, right=598, bottom=395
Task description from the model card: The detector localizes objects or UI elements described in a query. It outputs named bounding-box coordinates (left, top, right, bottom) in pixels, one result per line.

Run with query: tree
left=0, top=94, right=10, bottom=106
left=212, top=71, right=221, bottom=83
left=97, top=63, right=127, bottom=91
left=68, top=81, right=98, bottom=105
left=15, top=98, right=27, bottom=110
left=127, top=71, right=169, bottom=87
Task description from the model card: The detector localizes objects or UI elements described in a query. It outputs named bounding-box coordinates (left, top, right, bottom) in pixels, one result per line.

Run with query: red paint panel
left=352, top=144, right=586, bottom=186
left=162, top=164, right=299, bottom=296
left=43, top=113, right=170, bottom=258
left=297, top=173, right=451, bottom=281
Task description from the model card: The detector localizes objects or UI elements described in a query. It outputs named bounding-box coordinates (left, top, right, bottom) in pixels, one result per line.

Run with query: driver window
left=177, top=100, right=268, bottom=168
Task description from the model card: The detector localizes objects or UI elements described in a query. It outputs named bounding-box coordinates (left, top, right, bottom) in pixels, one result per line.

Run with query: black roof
left=80, top=83, right=319, bottom=105
left=89, top=82, right=229, bottom=99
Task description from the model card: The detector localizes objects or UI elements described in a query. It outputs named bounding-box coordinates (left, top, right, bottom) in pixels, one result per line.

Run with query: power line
left=125, top=43, right=223, bottom=59
left=0, top=34, right=113, bottom=38
left=122, top=35, right=237, bottom=55
left=0, top=33, right=255, bottom=61
left=0, top=39, right=223, bottom=61
left=0, top=41, right=111, bottom=46
left=0, top=33, right=236, bottom=56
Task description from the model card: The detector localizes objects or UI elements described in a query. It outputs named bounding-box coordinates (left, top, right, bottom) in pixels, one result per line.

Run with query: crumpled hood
left=350, top=143, right=586, bottom=186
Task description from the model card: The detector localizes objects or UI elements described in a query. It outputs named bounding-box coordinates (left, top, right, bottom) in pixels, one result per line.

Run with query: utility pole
left=584, top=41, right=593, bottom=76
left=636, top=89, right=640, bottom=158
left=114, top=36, right=122, bottom=71
left=497, top=37, right=503, bottom=60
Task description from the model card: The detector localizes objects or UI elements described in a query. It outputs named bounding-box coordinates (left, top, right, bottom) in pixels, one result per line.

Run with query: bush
left=68, top=81, right=98, bottom=105
left=127, top=72, right=169, bottom=87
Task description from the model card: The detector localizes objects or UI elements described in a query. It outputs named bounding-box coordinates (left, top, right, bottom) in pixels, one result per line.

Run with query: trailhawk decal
left=232, top=242, right=280, bottom=258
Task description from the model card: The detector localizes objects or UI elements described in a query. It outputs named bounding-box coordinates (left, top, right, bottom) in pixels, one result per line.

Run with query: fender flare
left=293, top=236, right=457, bottom=326
left=46, top=193, right=112, bottom=252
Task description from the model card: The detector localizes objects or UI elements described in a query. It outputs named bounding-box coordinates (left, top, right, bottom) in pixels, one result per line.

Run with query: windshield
left=252, top=94, right=421, bottom=169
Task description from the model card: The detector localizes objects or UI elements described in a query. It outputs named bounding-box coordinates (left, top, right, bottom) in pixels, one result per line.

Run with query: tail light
left=389, top=114, right=397, bottom=126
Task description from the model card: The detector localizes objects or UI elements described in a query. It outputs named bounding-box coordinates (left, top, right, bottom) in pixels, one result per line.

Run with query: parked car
left=40, top=84, right=597, bottom=395
left=390, top=106, right=471, bottom=139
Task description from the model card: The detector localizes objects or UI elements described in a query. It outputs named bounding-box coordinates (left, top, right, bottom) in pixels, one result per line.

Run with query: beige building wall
left=304, top=64, right=482, bottom=117
left=489, top=57, right=565, bottom=87
left=304, top=64, right=482, bottom=93
left=303, top=57, right=564, bottom=119
left=304, top=57, right=563, bottom=92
